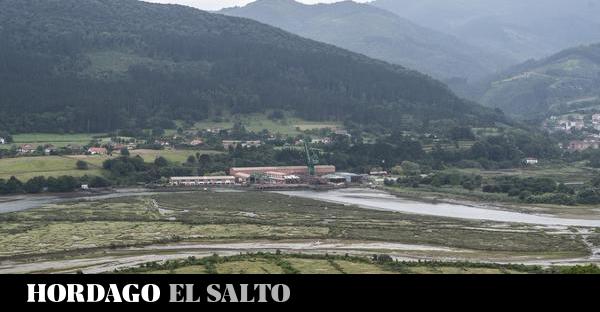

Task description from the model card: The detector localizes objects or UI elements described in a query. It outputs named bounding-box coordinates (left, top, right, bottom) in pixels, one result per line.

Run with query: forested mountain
left=0, top=0, right=503, bottom=133
left=373, top=0, right=600, bottom=63
left=220, top=0, right=510, bottom=81
left=478, top=43, right=600, bottom=118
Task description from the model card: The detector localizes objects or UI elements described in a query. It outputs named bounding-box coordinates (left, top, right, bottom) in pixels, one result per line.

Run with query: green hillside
left=479, top=43, right=600, bottom=118
left=0, top=0, right=504, bottom=134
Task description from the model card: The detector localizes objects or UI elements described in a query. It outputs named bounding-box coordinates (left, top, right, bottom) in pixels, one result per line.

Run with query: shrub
left=24, top=176, right=46, bottom=193
left=89, top=176, right=112, bottom=188
left=576, top=188, right=600, bottom=205
left=524, top=193, right=576, bottom=206
left=76, top=160, right=89, bottom=170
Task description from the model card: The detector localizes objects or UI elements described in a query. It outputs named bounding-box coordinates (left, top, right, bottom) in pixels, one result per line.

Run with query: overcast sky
left=144, top=0, right=371, bottom=11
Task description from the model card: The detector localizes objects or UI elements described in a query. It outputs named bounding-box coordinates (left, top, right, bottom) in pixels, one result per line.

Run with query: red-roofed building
left=190, top=139, right=204, bottom=146
left=18, top=144, right=36, bottom=154
left=88, top=147, right=108, bottom=155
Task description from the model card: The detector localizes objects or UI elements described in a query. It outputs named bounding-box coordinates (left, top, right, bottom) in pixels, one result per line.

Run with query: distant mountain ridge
left=373, top=0, right=600, bottom=63
left=0, top=0, right=503, bottom=133
left=478, top=43, right=600, bottom=118
left=220, top=0, right=511, bottom=81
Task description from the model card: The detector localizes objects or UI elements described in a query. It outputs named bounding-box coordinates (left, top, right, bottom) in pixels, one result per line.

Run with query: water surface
left=277, top=188, right=600, bottom=228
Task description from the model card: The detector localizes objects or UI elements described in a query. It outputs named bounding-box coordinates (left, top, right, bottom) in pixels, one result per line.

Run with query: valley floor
left=0, top=189, right=599, bottom=273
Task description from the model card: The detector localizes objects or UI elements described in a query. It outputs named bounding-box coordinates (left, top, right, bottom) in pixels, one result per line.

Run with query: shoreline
left=379, top=185, right=600, bottom=220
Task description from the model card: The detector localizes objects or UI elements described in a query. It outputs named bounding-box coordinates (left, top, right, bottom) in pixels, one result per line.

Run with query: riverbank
left=380, top=185, right=600, bottom=220
left=277, top=188, right=600, bottom=228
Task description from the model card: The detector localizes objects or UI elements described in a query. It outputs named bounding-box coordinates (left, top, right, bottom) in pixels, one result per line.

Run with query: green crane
left=304, top=141, right=319, bottom=176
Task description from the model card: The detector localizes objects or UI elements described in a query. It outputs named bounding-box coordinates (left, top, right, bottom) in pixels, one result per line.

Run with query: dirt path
left=0, top=240, right=466, bottom=274
left=1, top=239, right=597, bottom=274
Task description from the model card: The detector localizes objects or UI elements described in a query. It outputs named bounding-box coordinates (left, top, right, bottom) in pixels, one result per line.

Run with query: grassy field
left=0, top=221, right=327, bottom=257
left=10, top=133, right=103, bottom=148
left=128, top=149, right=223, bottom=164
left=0, top=155, right=106, bottom=180
left=192, top=113, right=342, bottom=136
left=0, top=148, right=222, bottom=180
left=0, top=191, right=590, bottom=261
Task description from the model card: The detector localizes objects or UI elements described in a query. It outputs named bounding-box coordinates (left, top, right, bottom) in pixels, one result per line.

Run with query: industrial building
left=170, top=176, right=236, bottom=186
left=322, top=172, right=364, bottom=184
left=230, top=165, right=335, bottom=176
left=169, top=165, right=337, bottom=187
left=230, top=165, right=335, bottom=184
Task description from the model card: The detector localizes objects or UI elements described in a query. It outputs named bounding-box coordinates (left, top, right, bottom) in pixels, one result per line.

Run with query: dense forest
left=0, top=0, right=504, bottom=133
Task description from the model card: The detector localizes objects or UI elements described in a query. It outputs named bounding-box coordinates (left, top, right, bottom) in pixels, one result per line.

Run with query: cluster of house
left=13, top=141, right=134, bottom=156
left=222, top=140, right=262, bottom=149
left=205, top=127, right=223, bottom=134
left=16, top=144, right=60, bottom=155
left=564, top=137, right=600, bottom=152
left=546, top=114, right=600, bottom=152
left=548, top=114, right=600, bottom=132
left=87, top=147, right=108, bottom=155
left=15, top=144, right=107, bottom=156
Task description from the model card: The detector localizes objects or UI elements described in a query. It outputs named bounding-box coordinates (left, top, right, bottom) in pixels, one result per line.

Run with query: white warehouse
left=170, top=176, right=236, bottom=186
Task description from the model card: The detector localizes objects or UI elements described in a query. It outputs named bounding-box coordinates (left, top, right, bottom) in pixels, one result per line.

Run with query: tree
left=24, top=176, right=46, bottom=193
left=89, top=176, right=111, bottom=188
left=152, top=128, right=165, bottom=137
left=401, top=161, right=421, bottom=176
left=186, top=155, right=196, bottom=164
left=592, top=176, right=600, bottom=188
left=154, top=156, right=168, bottom=167
left=120, top=148, right=130, bottom=156
left=4, top=176, right=23, bottom=193
left=577, top=188, right=600, bottom=205
left=47, top=176, right=79, bottom=193
left=76, top=160, right=89, bottom=170
left=268, top=110, right=285, bottom=120
left=449, top=126, right=475, bottom=141
left=198, top=154, right=211, bottom=165
left=589, top=152, right=600, bottom=168
left=390, top=165, right=403, bottom=175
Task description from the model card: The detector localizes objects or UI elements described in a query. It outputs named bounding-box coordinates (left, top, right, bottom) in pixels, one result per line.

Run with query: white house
left=0, top=137, right=5, bottom=144
left=523, top=158, right=539, bottom=165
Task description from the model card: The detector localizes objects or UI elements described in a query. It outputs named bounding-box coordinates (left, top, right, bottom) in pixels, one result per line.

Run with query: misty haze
left=0, top=0, right=599, bottom=277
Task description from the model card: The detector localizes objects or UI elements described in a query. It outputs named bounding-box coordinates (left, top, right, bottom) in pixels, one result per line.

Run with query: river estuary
left=277, top=188, right=600, bottom=228
left=2, top=187, right=600, bottom=228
